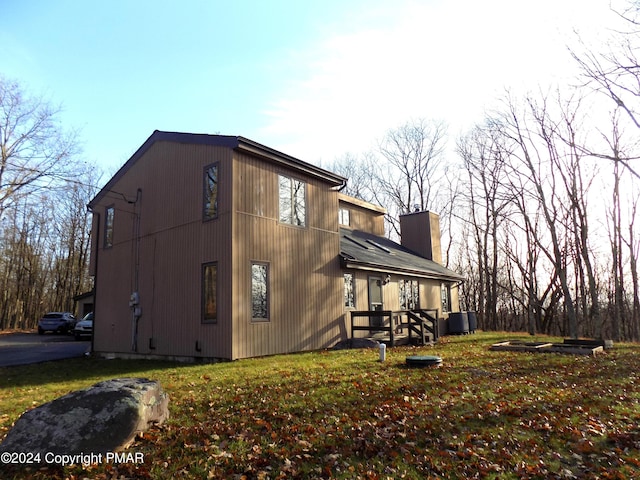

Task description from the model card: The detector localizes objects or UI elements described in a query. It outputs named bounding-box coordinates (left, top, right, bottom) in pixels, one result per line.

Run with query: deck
left=350, top=309, right=439, bottom=347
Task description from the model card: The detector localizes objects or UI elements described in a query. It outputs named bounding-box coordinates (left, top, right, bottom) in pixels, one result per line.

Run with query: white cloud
left=259, top=0, right=624, bottom=164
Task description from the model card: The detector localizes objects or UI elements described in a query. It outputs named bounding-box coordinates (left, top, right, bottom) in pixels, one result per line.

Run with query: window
left=344, top=273, right=355, bottom=308
left=203, top=163, right=219, bottom=220
left=104, top=206, right=114, bottom=248
left=339, top=208, right=350, bottom=226
left=399, top=279, right=419, bottom=310
left=202, top=263, right=218, bottom=323
left=279, top=174, right=306, bottom=226
left=251, top=263, right=269, bottom=321
left=441, top=283, right=451, bottom=313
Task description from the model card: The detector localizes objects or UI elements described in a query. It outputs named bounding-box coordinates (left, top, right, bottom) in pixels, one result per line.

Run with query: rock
left=332, top=338, right=380, bottom=350
left=0, top=378, right=169, bottom=459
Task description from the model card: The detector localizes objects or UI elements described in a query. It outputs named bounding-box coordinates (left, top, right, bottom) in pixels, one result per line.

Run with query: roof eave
left=236, top=137, right=346, bottom=187
left=340, top=256, right=464, bottom=282
left=338, top=193, right=387, bottom=215
left=88, top=130, right=239, bottom=208
left=88, top=131, right=347, bottom=209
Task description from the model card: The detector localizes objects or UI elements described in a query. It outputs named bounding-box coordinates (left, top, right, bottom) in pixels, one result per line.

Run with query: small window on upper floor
left=339, top=207, right=350, bottom=226
left=279, top=174, right=306, bottom=226
left=104, top=206, right=114, bottom=248
left=203, top=163, right=219, bottom=221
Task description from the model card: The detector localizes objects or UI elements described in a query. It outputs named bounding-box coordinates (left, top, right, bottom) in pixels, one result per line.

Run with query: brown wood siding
left=92, top=142, right=234, bottom=359
left=352, top=272, right=370, bottom=311
left=338, top=199, right=385, bottom=235
left=450, top=285, right=460, bottom=314
left=231, top=152, right=346, bottom=359
left=421, top=280, right=444, bottom=318
left=92, top=139, right=390, bottom=360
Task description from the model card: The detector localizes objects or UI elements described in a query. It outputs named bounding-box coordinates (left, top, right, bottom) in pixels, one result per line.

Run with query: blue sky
left=1, top=0, right=623, bottom=177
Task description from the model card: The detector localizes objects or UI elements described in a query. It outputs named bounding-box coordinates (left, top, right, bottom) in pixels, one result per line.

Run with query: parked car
left=37, top=312, right=77, bottom=334
left=74, top=312, right=93, bottom=340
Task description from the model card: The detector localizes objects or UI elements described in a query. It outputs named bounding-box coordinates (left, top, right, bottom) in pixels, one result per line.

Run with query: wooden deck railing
left=350, top=308, right=440, bottom=347
left=350, top=310, right=397, bottom=346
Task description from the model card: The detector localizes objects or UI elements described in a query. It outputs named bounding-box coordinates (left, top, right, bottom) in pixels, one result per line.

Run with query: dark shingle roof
left=340, top=228, right=464, bottom=282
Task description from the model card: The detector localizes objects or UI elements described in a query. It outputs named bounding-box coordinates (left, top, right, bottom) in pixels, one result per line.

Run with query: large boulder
left=0, top=378, right=169, bottom=459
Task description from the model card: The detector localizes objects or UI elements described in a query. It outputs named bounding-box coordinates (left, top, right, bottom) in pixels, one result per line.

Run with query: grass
left=1, top=332, right=640, bottom=479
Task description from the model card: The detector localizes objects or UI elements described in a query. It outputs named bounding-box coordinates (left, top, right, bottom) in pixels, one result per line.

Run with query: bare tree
left=503, top=168, right=552, bottom=336
left=50, top=177, right=97, bottom=312
left=438, top=165, right=463, bottom=269
left=571, top=2, right=640, bottom=177
left=570, top=3, right=640, bottom=340
left=0, top=76, right=80, bottom=221
left=327, top=152, right=376, bottom=202
left=625, top=187, right=640, bottom=340
left=496, top=93, right=583, bottom=338
left=369, top=119, right=447, bottom=236
left=457, top=123, right=510, bottom=331
left=0, top=197, right=52, bottom=329
left=0, top=76, right=95, bottom=330
left=552, top=95, right=603, bottom=338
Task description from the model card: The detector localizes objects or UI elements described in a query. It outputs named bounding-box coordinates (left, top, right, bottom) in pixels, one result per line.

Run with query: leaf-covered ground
left=1, top=332, right=639, bottom=479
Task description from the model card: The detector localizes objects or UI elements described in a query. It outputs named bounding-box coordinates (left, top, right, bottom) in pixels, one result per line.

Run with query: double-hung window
left=279, top=174, right=306, bottom=226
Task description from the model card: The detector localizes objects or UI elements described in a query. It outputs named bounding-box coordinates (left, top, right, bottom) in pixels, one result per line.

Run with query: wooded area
left=1, top=4, right=639, bottom=339
left=0, top=76, right=96, bottom=329
left=331, top=4, right=640, bottom=341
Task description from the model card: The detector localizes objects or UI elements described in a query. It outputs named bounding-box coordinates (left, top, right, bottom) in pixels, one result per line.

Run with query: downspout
left=86, top=206, right=99, bottom=356
left=130, top=188, right=142, bottom=352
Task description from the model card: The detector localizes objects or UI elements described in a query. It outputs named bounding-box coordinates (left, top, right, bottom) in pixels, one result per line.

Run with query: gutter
left=340, top=255, right=465, bottom=283
left=236, top=137, right=347, bottom=188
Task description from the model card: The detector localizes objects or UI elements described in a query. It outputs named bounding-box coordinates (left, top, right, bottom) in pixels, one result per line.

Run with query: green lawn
left=1, top=332, right=639, bottom=479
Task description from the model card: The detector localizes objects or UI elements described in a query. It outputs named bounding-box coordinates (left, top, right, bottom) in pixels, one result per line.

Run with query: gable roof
left=340, top=228, right=464, bottom=282
left=89, top=130, right=346, bottom=208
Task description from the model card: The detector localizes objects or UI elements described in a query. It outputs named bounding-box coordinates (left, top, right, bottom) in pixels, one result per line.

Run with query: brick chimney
left=399, top=210, right=442, bottom=264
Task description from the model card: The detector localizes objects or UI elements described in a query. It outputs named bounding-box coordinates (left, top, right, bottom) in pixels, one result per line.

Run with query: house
left=87, top=131, right=463, bottom=361
left=73, top=290, right=94, bottom=318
